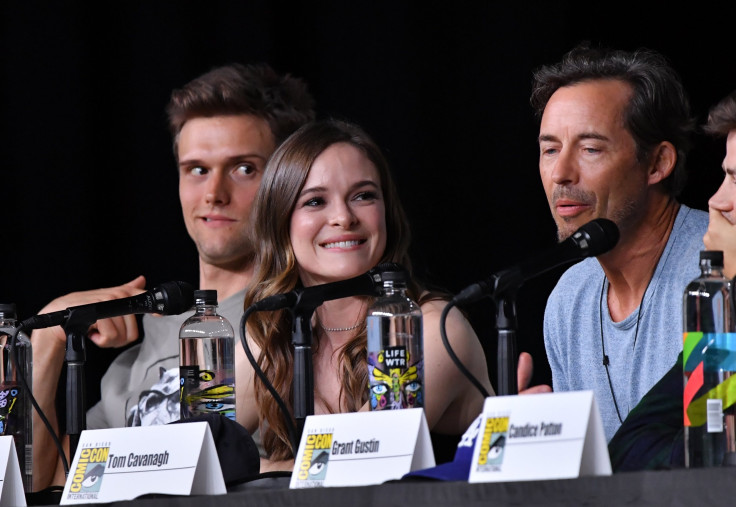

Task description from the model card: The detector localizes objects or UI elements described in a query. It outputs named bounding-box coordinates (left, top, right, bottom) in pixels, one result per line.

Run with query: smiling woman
left=289, top=142, right=387, bottom=287
left=235, top=119, right=494, bottom=467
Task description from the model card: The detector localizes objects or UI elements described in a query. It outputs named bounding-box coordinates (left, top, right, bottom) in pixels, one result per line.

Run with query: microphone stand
left=61, top=307, right=95, bottom=470
left=489, top=270, right=521, bottom=396
left=494, top=294, right=518, bottom=396
left=291, top=306, right=316, bottom=442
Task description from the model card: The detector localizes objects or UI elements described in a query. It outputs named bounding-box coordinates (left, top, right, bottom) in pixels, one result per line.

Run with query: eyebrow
left=538, top=132, right=610, bottom=143
left=298, top=179, right=380, bottom=197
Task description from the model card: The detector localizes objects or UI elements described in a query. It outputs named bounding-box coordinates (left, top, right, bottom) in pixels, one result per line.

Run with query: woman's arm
left=234, top=335, right=262, bottom=435
left=420, top=300, right=494, bottom=435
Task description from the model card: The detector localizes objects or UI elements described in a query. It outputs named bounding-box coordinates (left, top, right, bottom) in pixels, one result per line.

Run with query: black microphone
left=249, top=262, right=406, bottom=312
left=20, top=281, right=195, bottom=331
left=453, top=218, right=619, bottom=305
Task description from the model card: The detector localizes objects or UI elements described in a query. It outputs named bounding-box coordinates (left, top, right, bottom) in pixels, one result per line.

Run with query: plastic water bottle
left=0, top=303, right=33, bottom=491
left=366, top=268, right=424, bottom=410
left=683, top=250, right=736, bottom=467
left=179, top=290, right=236, bottom=421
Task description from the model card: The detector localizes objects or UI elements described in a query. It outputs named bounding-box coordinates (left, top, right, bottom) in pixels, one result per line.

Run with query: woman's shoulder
left=418, top=295, right=476, bottom=335
left=418, top=293, right=450, bottom=315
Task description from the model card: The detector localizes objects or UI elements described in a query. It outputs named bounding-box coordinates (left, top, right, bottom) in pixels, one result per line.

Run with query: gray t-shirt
left=86, top=289, right=246, bottom=429
left=543, top=205, right=708, bottom=442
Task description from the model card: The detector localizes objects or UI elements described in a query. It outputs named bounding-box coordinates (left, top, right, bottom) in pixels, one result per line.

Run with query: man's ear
left=648, top=141, right=677, bottom=185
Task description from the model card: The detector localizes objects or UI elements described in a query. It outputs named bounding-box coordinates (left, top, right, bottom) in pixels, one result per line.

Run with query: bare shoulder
left=419, top=298, right=476, bottom=335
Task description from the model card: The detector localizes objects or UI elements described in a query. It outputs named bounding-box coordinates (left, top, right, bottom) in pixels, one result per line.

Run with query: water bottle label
left=24, top=444, right=32, bottom=476
left=683, top=332, right=736, bottom=427
left=367, top=345, right=424, bottom=410
left=179, top=365, right=235, bottom=421
left=0, top=384, right=23, bottom=436
left=707, top=399, right=724, bottom=432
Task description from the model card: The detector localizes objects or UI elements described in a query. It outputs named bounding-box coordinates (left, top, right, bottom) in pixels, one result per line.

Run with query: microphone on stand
left=247, top=263, right=405, bottom=313
left=444, top=218, right=620, bottom=397
left=453, top=218, right=620, bottom=305
left=241, top=262, right=407, bottom=455
left=19, top=280, right=194, bottom=474
left=19, top=280, right=195, bottom=331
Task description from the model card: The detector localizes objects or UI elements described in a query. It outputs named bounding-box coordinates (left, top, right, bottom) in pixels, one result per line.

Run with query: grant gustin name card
left=290, top=408, right=434, bottom=488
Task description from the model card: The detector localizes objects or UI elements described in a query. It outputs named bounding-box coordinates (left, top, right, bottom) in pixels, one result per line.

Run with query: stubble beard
left=551, top=186, right=596, bottom=242
left=554, top=195, right=639, bottom=244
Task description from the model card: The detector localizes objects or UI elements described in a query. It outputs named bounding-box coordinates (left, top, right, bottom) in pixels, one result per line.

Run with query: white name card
left=0, top=437, right=25, bottom=506
left=468, top=390, right=611, bottom=483
left=60, top=421, right=225, bottom=504
left=290, top=408, right=434, bottom=488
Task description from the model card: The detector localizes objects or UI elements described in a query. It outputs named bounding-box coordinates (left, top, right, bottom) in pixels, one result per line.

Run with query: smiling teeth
left=323, top=240, right=361, bottom=249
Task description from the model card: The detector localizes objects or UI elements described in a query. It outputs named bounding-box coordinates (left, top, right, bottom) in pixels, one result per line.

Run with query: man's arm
left=31, top=276, right=146, bottom=489
left=420, top=300, right=494, bottom=435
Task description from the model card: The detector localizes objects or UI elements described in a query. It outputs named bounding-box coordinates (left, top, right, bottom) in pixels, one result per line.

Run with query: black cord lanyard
left=599, top=273, right=652, bottom=424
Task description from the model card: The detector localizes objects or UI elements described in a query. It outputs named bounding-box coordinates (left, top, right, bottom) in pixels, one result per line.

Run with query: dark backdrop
left=3, top=3, right=735, bottom=407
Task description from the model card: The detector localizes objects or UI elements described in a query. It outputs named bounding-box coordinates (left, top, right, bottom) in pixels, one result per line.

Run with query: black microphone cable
left=239, top=306, right=300, bottom=458
left=438, top=300, right=491, bottom=399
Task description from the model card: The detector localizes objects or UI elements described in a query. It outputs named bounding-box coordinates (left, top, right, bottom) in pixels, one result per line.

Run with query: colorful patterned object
left=683, top=331, right=736, bottom=426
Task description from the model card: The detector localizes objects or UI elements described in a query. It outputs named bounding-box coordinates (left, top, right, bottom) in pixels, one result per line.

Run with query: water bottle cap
left=382, top=269, right=409, bottom=283
left=700, top=250, right=724, bottom=266
left=193, top=290, right=218, bottom=305
left=0, top=303, right=17, bottom=317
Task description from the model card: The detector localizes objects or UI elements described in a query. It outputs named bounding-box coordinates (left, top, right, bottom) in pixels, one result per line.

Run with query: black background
left=3, top=2, right=735, bottom=406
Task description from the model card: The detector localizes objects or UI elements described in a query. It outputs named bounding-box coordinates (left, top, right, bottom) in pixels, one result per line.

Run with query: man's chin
left=555, top=224, right=578, bottom=243
left=554, top=215, right=602, bottom=243
left=198, top=246, right=255, bottom=269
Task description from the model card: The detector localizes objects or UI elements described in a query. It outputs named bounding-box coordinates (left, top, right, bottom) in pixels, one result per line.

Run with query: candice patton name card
left=290, top=408, right=434, bottom=488
left=468, top=390, right=611, bottom=483
left=60, top=422, right=224, bottom=504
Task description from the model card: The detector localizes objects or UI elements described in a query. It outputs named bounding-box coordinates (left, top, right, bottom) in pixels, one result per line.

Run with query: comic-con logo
left=477, top=417, right=508, bottom=470
left=68, top=446, right=110, bottom=497
left=297, top=433, right=332, bottom=483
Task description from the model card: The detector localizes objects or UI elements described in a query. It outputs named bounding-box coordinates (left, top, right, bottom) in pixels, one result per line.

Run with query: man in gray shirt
left=31, top=63, right=315, bottom=488
left=532, top=43, right=707, bottom=441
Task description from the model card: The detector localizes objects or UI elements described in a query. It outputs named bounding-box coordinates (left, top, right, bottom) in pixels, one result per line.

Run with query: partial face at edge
left=708, top=131, right=736, bottom=224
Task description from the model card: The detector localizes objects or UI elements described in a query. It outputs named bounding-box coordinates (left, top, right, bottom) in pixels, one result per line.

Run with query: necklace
left=599, top=272, right=653, bottom=424
left=318, top=301, right=365, bottom=333
left=320, top=321, right=362, bottom=332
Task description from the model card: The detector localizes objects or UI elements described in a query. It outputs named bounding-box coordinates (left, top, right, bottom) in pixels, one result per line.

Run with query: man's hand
left=517, top=351, right=552, bottom=394
left=34, top=275, right=147, bottom=348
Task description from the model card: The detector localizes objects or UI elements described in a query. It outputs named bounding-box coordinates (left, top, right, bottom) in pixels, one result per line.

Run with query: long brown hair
left=244, top=119, right=416, bottom=460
